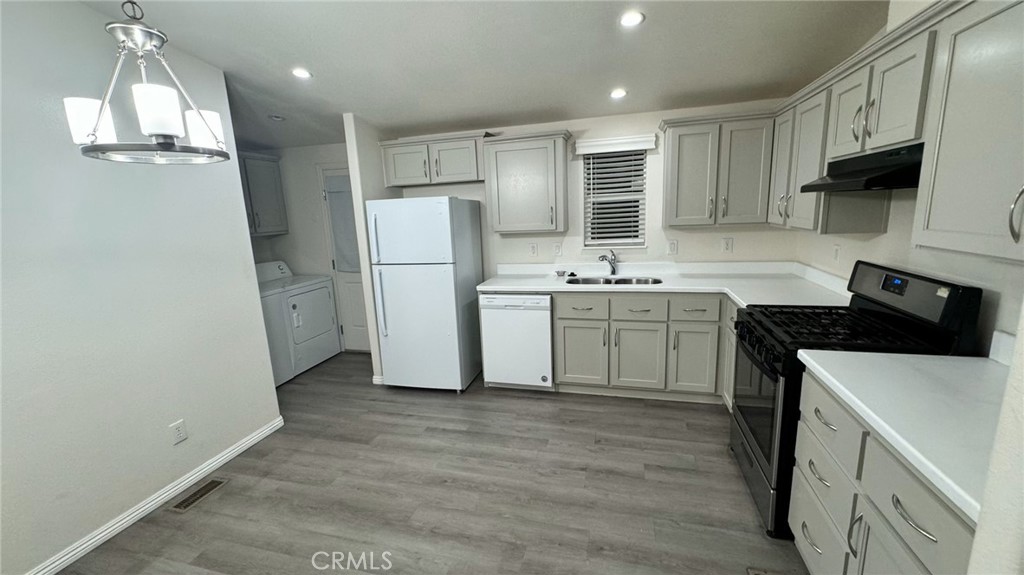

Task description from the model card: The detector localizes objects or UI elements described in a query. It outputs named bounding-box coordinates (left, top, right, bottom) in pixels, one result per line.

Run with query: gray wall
left=1, top=3, right=282, bottom=573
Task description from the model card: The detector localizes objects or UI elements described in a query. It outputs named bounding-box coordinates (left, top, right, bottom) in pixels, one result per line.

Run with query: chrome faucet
left=598, top=249, right=618, bottom=276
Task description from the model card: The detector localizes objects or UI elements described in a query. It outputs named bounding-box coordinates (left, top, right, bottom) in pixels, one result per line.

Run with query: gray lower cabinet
left=912, top=1, right=1024, bottom=261
left=554, top=319, right=608, bottom=386
left=848, top=498, right=928, bottom=575
left=610, top=321, right=667, bottom=389
left=240, top=152, right=288, bottom=236
left=484, top=131, right=570, bottom=233
left=666, top=323, right=719, bottom=394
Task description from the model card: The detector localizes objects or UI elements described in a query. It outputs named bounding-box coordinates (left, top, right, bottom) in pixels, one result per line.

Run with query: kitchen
left=2, top=1, right=1022, bottom=575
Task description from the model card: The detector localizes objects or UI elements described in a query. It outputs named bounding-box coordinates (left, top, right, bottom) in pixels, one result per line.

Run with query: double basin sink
left=565, top=276, right=663, bottom=285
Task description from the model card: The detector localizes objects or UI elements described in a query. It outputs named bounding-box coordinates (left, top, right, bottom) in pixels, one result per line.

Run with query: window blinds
left=583, top=150, right=646, bottom=246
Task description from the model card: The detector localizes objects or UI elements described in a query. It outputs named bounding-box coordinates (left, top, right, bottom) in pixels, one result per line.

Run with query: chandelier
left=63, top=1, right=230, bottom=164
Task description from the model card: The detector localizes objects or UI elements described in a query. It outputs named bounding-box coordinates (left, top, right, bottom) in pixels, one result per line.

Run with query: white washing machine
left=256, top=261, right=341, bottom=386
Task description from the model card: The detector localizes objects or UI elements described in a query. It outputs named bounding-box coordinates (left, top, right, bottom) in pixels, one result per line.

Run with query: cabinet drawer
left=668, top=295, right=721, bottom=322
left=795, top=420, right=857, bottom=535
left=789, top=468, right=848, bottom=575
left=554, top=295, right=609, bottom=320
left=611, top=296, right=668, bottom=322
left=800, top=372, right=867, bottom=478
left=861, top=437, right=973, bottom=575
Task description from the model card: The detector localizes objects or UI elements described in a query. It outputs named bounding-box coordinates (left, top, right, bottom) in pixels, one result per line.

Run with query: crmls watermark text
left=311, top=551, right=393, bottom=571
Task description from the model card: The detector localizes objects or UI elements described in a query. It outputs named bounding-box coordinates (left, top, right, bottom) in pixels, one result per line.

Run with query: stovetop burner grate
left=742, top=305, right=933, bottom=352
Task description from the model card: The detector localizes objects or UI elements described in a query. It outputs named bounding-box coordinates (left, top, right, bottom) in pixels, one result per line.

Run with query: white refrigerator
left=367, top=197, right=483, bottom=391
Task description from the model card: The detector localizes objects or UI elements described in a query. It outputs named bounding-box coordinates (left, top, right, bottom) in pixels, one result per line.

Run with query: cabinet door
left=827, top=67, right=870, bottom=159
left=664, top=124, right=719, bottom=226
left=383, top=144, right=430, bottom=187
left=243, top=156, right=288, bottom=235
left=848, top=499, right=929, bottom=575
left=718, top=119, right=773, bottom=224
left=485, top=139, right=558, bottom=232
left=913, top=1, right=1024, bottom=261
left=555, top=319, right=608, bottom=386
left=787, top=91, right=830, bottom=231
left=768, top=109, right=795, bottom=226
left=866, top=32, right=935, bottom=150
left=666, top=323, right=719, bottom=394
left=429, top=139, right=479, bottom=183
left=238, top=161, right=256, bottom=234
left=610, top=321, right=667, bottom=389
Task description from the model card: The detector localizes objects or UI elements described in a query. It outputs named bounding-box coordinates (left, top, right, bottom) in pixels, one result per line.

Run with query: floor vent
left=170, top=478, right=227, bottom=513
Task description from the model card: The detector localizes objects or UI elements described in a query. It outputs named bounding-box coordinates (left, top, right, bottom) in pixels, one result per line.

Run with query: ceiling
left=86, top=1, right=888, bottom=150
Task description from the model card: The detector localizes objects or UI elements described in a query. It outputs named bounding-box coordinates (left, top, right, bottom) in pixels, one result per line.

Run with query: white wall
left=887, top=0, right=938, bottom=31
left=249, top=143, right=348, bottom=275
left=343, top=114, right=401, bottom=378
left=1, top=3, right=281, bottom=573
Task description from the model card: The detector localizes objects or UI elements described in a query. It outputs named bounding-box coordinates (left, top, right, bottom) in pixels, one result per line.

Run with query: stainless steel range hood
left=802, top=143, right=924, bottom=193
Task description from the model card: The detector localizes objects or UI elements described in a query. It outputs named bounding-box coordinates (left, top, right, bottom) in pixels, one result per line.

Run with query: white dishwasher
left=479, top=294, right=552, bottom=388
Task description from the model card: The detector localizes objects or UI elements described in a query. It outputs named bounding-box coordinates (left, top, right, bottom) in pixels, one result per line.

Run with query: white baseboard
left=27, top=416, right=285, bottom=575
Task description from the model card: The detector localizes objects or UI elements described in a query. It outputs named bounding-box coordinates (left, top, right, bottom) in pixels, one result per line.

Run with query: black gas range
left=729, top=261, right=981, bottom=539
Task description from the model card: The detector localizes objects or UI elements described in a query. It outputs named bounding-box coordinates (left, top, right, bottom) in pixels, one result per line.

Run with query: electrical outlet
left=833, top=244, right=841, bottom=262
left=667, top=240, right=678, bottom=255
left=528, top=243, right=538, bottom=257
left=721, top=237, right=734, bottom=253
left=552, top=243, right=562, bottom=256
left=169, top=419, right=188, bottom=445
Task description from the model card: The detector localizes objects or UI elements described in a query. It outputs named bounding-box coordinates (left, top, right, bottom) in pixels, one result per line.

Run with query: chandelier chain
left=121, top=0, right=144, bottom=21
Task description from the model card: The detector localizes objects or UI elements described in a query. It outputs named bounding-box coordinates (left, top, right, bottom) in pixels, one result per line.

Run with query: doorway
left=321, top=168, right=371, bottom=352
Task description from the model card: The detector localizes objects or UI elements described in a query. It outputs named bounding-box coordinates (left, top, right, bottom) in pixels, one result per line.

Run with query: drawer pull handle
left=846, top=512, right=864, bottom=558
left=814, top=407, right=838, bottom=432
left=628, top=308, right=651, bottom=313
left=1009, top=185, right=1024, bottom=243
left=808, top=458, right=831, bottom=488
left=572, top=306, right=593, bottom=311
left=682, top=308, right=707, bottom=313
left=892, top=494, right=938, bottom=543
left=801, top=521, right=823, bottom=555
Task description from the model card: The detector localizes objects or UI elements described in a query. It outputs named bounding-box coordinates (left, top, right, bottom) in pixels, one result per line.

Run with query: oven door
left=733, top=339, right=786, bottom=488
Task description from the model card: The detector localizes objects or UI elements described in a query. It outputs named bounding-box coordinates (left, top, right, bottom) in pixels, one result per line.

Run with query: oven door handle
left=738, top=338, right=780, bottom=382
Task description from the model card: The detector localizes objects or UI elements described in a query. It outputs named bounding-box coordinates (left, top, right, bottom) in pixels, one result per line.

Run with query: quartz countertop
left=798, top=350, right=1009, bottom=525
left=476, top=270, right=850, bottom=308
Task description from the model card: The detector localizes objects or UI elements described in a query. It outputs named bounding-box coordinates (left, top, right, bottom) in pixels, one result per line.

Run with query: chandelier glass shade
left=63, top=1, right=230, bottom=165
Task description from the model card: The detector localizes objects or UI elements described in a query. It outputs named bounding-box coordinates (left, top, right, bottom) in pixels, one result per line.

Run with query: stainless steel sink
left=565, top=277, right=662, bottom=285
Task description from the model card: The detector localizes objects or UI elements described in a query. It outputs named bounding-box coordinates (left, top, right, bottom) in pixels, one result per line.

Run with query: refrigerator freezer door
left=367, top=197, right=454, bottom=264
left=373, top=263, right=462, bottom=389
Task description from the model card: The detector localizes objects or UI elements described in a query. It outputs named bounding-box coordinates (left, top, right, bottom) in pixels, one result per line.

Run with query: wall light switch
left=833, top=244, right=841, bottom=261
left=552, top=243, right=562, bottom=256
left=667, top=240, right=678, bottom=255
left=528, top=243, right=538, bottom=257
left=721, top=238, right=734, bottom=253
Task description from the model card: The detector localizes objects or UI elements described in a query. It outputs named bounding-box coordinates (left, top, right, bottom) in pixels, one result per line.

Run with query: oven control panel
left=880, top=273, right=908, bottom=296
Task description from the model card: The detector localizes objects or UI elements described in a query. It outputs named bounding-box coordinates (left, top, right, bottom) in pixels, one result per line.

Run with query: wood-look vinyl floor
left=61, top=353, right=806, bottom=575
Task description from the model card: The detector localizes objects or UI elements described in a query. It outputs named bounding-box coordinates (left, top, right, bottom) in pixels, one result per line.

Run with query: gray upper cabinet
left=768, top=109, right=795, bottom=227
left=718, top=119, right=774, bottom=224
left=667, top=323, right=719, bottom=394
left=787, top=91, right=830, bottom=231
left=484, top=131, right=569, bottom=233
left=827, top=32, right=935, bottom=160
left=383, top=144, right=430, bottom=187
left=664, top=124, right=720, bottom=226
left=913, top=1, right=1024, bottom=261
left=382, top=138, right=481, bottom=187
left=240, top=152, right=288, bottom=236
left=663, top=116, right=773, bottom=227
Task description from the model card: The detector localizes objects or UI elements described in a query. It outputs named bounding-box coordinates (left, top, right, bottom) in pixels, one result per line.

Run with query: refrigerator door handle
left=376, top=268, right=388, bottom=337
left=371, top=213, right=382, bottom=263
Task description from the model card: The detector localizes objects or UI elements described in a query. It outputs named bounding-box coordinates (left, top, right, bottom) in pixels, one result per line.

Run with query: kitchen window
left=583, top=149, right=647, bottom=247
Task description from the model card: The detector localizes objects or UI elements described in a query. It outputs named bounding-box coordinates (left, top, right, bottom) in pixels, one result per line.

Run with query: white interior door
left=373, top=263, right=460, bottom=389
left=323, top=169, right=370, bottom=352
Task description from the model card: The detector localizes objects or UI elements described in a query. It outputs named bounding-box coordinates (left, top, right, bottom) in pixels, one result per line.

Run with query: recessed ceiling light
left=620, top=10, right=645, bottom=27
left=610, top=88, right=628, bottom=100
left=291, top=67, right=312, bottom=79
left=268, top=114, right=286, bottom=122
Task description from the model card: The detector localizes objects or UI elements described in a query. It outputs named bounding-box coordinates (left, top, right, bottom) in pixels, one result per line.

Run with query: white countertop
left=798, top=350, right=1009, bottom=524
left=475, top=259, right=851, bottom=306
